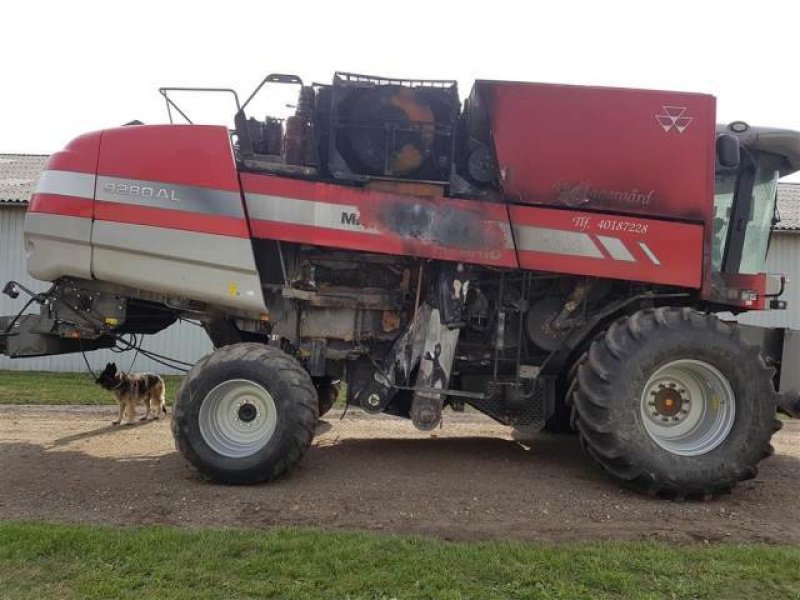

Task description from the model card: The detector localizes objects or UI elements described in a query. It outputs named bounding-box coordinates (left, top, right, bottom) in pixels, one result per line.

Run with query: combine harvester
left=2, top=72, right=799, bottom=498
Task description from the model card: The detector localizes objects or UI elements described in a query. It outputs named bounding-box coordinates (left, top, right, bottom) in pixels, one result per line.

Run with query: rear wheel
left=172, top=343, right=317, bottom=484
left=570, top=307, right=780, bottom=498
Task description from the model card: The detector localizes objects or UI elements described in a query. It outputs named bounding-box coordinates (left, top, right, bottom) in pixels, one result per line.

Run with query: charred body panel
left=241, top=172, right=517, bottom=268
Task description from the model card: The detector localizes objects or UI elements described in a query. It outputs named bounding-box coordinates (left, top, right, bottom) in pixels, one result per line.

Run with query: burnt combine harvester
left=3, top=71, right=800, bottom=497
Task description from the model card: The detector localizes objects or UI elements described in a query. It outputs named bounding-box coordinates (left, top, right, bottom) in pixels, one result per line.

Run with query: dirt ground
left=2, top=405, right=800, bottom=543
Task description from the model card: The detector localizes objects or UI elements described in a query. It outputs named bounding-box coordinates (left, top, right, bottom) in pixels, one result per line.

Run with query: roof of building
left=776, top=183, right=800, bottom=231
left=0, top=154, right=49, bottom=204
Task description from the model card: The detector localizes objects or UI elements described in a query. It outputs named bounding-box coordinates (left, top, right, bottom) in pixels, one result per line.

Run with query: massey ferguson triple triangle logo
left=655, top=106, right=693, bottom=133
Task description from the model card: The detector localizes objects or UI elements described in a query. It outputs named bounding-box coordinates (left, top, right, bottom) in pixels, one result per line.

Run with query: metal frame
left=334, top=72, right=457, bottom=90
left=240, top=73, right=303, bottom=113
left=721, top=149, right=756, bottom=274
left=158, top=87, right=242, bottom=125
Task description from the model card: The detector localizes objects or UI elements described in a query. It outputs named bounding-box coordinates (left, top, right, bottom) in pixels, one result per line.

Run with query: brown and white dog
left=95, top=362, right=167, bottom=425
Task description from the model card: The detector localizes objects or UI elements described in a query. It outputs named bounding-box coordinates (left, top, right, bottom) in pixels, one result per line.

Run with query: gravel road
left=2, top=405, right=799, bottom=543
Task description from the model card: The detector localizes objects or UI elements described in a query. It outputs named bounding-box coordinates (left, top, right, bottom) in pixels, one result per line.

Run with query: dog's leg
left=141, top=395, right=152, bottom=421
left=112, top=401, right=124, bottom=426
left=146, top=394, right=158, bottom=420
left=125, top=399, right=137, bottom=424
left=154, top=381, right=166, bottom=419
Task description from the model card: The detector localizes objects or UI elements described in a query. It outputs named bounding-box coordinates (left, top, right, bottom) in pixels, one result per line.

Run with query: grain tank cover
left=469, top=81, right=716, bottom=222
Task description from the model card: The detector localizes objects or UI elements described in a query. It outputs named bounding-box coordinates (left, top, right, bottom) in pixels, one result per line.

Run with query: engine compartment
left=237, top=72, right=464, bottom=187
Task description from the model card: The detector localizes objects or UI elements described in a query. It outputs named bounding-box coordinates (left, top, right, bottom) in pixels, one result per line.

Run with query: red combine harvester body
left=4, top=72, right=800, bottom=498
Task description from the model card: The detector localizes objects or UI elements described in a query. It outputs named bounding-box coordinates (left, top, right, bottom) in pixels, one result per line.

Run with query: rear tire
left=172, top=343, right=317, bottom=484
left=570, top=307, right=780, bottom=498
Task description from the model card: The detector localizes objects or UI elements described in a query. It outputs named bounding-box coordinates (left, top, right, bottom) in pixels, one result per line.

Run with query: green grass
left=0, top=370, right=183, bottom=405
left=0, top=522, right=799, bottom=599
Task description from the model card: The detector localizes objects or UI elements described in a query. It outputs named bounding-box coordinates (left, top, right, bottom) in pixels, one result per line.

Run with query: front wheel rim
left=198, top=379, right=278, bottom=458
left=640, top=359, right=736, bottom=457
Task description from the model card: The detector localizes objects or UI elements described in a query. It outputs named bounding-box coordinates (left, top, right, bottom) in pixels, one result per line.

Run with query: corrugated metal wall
left=736, top=232, right=800, bottom=329
left=0, top=205, right=213, bottom=374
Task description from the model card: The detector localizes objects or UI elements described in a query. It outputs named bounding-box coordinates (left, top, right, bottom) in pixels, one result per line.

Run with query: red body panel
left=711, top=272, right=770, bottom=310
left=96, top=125, right=241, bottom=191
left=509, top=205, right=703, bottom=288
left=475, top=81, right=716, bottom=223
left=92, top=203, right=249, bottom=238
left=40, top=130, right=101, bottom=174
left=93, top=125, right=249, bottom=237
left=29, top=194, right=94, bottom=218
left=28, top=131, right=101, bottom=216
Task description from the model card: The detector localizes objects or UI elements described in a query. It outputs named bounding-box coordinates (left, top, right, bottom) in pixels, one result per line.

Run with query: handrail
left=157, top=87, right=242, bottom=125
left=240, top=74, right=303, bottom=113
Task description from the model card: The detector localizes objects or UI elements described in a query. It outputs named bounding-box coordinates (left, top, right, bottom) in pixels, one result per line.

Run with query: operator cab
left=713, top=123, right=800, bottom=279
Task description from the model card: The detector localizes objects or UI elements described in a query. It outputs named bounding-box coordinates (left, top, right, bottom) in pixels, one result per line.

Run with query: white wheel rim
left=198, top=379, right=278, bottom=458
left=640, top=359, right=736, bottom=457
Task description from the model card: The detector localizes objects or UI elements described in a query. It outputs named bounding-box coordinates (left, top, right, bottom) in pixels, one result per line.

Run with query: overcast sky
left=3, top=0, right=799, bottom=178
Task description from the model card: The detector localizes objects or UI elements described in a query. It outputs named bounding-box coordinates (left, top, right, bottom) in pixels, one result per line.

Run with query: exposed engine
left=235, top=72, right=485, bottom=194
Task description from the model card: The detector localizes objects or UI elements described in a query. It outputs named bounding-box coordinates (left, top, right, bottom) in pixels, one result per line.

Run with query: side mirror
left=717, top=134, right=741, bottom=168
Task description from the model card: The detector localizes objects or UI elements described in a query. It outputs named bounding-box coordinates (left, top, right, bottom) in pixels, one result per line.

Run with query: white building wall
left=0, top=205, right=213, bottom=374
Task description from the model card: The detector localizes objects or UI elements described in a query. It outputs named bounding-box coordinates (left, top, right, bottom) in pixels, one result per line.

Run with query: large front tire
left=571, top=308, right=780, bottom=498
left=172, top=343, right=318, bottom=484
